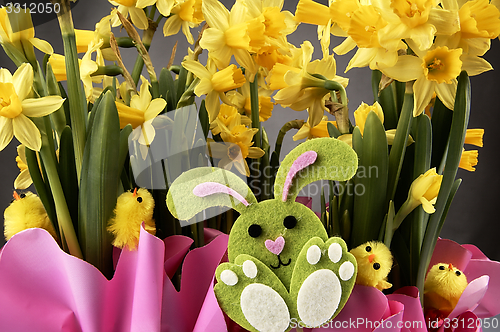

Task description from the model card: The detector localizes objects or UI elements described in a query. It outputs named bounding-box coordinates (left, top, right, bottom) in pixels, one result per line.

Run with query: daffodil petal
left=182, top=60, right=212, bottom=80
left=346, top=48, right=376, bottom=71
left=420, top=198, right=436, bottom=214
left=202, top=0, right=230, bottom=31
left=21, top=96, right=65, bottom=117
left=413, top=77, right=436, bottom=116
left=12, top=114, right=41, bottom=151
left=428, top=8, right=460, bottom=35
left=129, top=7, right=149, bottom=30
left=136, top=0, right=156, bottom=8
left=14, top=169, right=32, bottom=190
left=461, top=55, right=493, bottom=76
left=13, top=63, right=33, bottom=101
left=0, top=117, right=13, bottom=151
left=247, top=147, right=265, bottom=158
left=408, top=24, right=437, bottom=51
left=144, top=98, right=167, bottom=120
left=157, top=0, right=175, bottom=16
left=380, top=55, right=422, bottom=82
left=434, top=80, right=457, bottom=111
left=205, top=91, right=221, bottom=123
left=29, top=37, right=54, bottom=55
left=163, top=15, right=182, bottom=37
left=234, top=49, right=257, bottom=80
left=333, top=36, right=356, bottom=55
left=194, top=78, right=213, bottom=96
left=0, top=68, right=13, bottom=84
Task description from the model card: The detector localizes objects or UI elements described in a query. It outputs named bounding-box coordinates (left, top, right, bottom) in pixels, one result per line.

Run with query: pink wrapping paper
left=0, top=226, right=229, bottom=332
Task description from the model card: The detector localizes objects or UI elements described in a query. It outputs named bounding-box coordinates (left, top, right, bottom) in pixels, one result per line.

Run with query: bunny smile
left=270, top=255, right=291, bottom=269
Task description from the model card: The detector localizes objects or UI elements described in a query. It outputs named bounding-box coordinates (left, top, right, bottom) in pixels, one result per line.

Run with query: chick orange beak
left=13, top=191, right=21, bottom=201
left=133, top=188, right=137, bottom=197
left=448, top=263, right=453, bottom=270
left=368, top=254, right=375, bottom=263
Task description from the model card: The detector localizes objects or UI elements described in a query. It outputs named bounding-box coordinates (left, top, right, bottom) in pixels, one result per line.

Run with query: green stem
left=39, top=126, right=82, bottom=258
left=131, top=28, right=155, bottom=86
left=56, top=0, right=87, bottom=183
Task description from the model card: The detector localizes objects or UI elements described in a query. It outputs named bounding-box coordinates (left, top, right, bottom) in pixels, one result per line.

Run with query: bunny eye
left=455, top=271, right=461, bottom=276
left=248, top=224, right=262, bottom=238
left=283, top=216, right=297, bottom=229
left=373, top=262, right=380, bottom=270
left=439, top=265, right=445, bottom=270
left=137, top=197, right=143, bottom=203
left=365, top=246, right=372, bottom=252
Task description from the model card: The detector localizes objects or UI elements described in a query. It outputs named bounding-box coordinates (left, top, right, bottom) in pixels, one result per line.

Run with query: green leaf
left=327, top=122, right=341, bottom=138
left=175, top=66, right=188, bottom=106
left=383, top=200, right=395, bottom=247
left=25, top=148, right=58, bottom=238
left=351, top=111, right=389, bottom=247
left=417, top=71, right=470, bottom=300
left=430, top=98, right=453, bottom=173
left=372, top=70, right=398, bottom=130
left=387, top=88, right=414, bottom=204
left=59, top=126, right=79, bottom=238
left=79, top=91, right=121, bottom=278
left=199, top=100, right=210, bottom=139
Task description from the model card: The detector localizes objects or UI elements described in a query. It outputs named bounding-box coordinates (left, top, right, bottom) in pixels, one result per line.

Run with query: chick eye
left=20, top=193, right=26, bottom=199
left=373, top=262, right=380, bottom=270
left=439, top=265, right=445, bottom=270
left=283, top=216, right=297, bottom=229
left=455, top=271, right=461, bottom=276
left=248, top=224, right=262, bottom=238
left=365, top=246, right=372, bottom=252
left=137, top=197, right=143, bottom=203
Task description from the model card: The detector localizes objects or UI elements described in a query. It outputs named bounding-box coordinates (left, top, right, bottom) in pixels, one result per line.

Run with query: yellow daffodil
left=162, top=0, right=204, bottom=44
left=379, top=42, right=492, bottom=116
left=115, top=77, right=167, bottom=131
left=333, top=5, right=407, bottom=71
left=226, top=82, right=274, bottom=122
left=464, top=128, right=484, bottom=147
left=0, top=63, right=64, bottom=151
left=295, top=0, right=354, bottom=38
left=354, top=102, right=384, bottom=134
left=459, top=149, right=478, bottom=172
left=14, top=144, right=32, bottom=190
left=182, top=59, right=246, bottom=122
left=210, top=103, right=251, bottom=136
left=273, top=41, right=349, bottom=127
left=75, top=15, right=113, bottom=58
left=372, top=0, right=460, bottom=51
left=199, top=0, right=259, bottom=78
left=0, top=7, right=53, bottom=62
left=109, top=0, right=156, bottom=30
left=207, top=124, right=264, bottom=176
left=293, top=116, right=337, bottom=141
left=393, top=168, right=443, bottom=229
left=436, top=0, right=500, bottom=56
left=81, top=39, right=105, bottom=102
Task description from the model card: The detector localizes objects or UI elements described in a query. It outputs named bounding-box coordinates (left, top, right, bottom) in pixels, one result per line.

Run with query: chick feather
left=350, top=241, right=393, bottom=291
left=424, top=263, right=468, bottom=315
left=107, top=188, right=156, bottom=250
left=4, top=191, right=57, bottom=241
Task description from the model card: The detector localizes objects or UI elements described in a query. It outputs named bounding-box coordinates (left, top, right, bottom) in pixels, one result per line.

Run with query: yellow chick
left=350, top=241, right=393, bottom=291
left=107, top=188, right=156, bottom=250
left=424, top=263, right=468, bottom=316
left=4, top=191, right=57, bottom=241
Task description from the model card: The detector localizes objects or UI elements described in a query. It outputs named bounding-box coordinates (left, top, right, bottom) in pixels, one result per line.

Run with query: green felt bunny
left=166, top=137, right=359, bottom=331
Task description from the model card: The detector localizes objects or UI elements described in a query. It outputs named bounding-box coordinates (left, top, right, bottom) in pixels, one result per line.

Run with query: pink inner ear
left=193, top=182, right=250, bottom=206
left=282, top=151, right=318, bottom=201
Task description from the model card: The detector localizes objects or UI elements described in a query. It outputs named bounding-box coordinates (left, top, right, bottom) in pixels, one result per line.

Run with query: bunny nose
left=265, top=236, right=285, bottom=255
left=368, top=254, right=375, bottom=263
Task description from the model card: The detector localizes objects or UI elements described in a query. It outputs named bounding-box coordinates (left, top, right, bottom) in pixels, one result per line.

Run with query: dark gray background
left=0, top=0, right=499, bottom=265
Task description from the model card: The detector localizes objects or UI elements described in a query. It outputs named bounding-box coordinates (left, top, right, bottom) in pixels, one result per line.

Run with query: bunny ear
left=274, top=138, right=358, bottom=201
left=166, top=167, right=256, bottom=221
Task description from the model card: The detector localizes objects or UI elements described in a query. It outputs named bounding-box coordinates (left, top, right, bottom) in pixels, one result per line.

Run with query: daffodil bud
left=393, top=168, right=443, bottom=232
left=354, top=102, right=384, bottom=135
